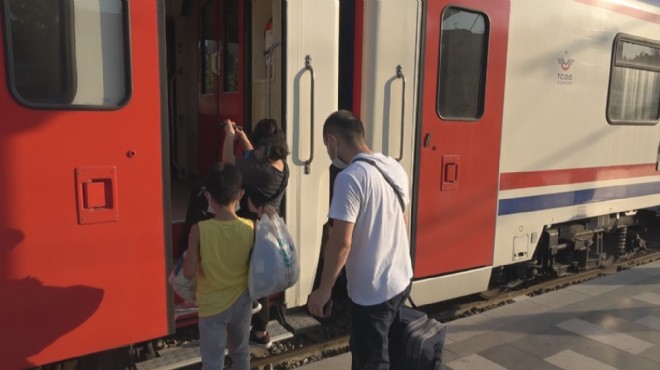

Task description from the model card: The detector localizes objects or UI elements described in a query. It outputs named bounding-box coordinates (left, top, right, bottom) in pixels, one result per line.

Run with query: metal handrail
left=395, top=65, right=406, bottom=161
left=266, top=41, right=282, bottom=118
left=303, top=55, right=315, bottom=174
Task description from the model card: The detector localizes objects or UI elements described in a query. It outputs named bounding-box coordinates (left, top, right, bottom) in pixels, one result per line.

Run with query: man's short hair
left=205, top=163, right=242, bottom=205
left=323, top=110, right=365, bottom=146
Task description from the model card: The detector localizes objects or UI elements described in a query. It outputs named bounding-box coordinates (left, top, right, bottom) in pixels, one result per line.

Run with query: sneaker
left=249, top=330, right=272, bottom=349
left=251, top=300, right=262, bottom=315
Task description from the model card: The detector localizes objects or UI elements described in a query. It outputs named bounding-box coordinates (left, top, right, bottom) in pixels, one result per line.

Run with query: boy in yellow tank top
left=183, top=164, right=254, bottom=370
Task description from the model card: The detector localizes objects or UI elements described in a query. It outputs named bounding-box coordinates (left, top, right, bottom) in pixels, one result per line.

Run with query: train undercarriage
left=488, top=209, right=660, bottom=293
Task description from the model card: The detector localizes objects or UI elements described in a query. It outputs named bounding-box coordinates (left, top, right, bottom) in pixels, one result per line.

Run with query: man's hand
left=308, top=288, right=332, bottom=318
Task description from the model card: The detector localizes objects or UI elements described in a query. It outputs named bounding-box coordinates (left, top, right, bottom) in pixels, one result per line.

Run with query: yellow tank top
left=196, top=217, right=254, bottom=317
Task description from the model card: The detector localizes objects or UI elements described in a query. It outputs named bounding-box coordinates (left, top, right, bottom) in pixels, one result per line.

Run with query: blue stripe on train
left=498, top=181, right=660, bottom=216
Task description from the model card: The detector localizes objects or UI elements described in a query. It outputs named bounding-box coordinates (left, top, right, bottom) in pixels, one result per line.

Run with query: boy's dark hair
left=205, top=163, right=242, bottom=205
left=323, top=110, right=365, bottom=146
left=252, top=118, right=289, bottom=161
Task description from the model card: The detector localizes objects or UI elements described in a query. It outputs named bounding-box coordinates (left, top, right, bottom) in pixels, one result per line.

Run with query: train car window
left=222, top=0, right=239, bottom=93
left=437, top=7, right=489, bottom=121
left=607, top=35, right=660, bottom=125
left=3, top=0, right=130, bottom=109
left=200, top=1, right=216, bottom=95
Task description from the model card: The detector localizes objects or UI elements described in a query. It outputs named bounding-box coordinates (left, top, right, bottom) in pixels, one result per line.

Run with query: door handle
left=303, top=55, right=315, bottom=175
left=441, top=155, right=459, bottom=191
left=394, top=65, right=406, bottom=161
left=76, top=166, right=119, bottom=224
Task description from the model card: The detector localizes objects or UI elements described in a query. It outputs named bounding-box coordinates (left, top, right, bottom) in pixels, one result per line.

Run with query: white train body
left=350, top=0, right=660, bottom=305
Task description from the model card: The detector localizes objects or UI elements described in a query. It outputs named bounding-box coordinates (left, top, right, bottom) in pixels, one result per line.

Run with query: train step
left=136, top=319, right=305, bottom=370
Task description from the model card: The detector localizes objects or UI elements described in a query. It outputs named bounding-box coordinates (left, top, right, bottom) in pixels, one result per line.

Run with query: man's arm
left=308, top=220, right=353, bottom=317
left=182, top=224, right=200, bottom=279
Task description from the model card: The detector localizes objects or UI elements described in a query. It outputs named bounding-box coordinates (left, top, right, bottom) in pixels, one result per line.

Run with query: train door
left=197, top=0, right=246, bottom=174
left=413, top=0, right=509, bottom=277
left=0, top=1, right=170, bottom=368
left=281, top=0, right=339, bottom=306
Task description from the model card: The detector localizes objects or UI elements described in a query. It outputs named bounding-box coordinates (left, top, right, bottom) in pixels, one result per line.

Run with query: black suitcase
left=390, top=304, right=446, bottom=370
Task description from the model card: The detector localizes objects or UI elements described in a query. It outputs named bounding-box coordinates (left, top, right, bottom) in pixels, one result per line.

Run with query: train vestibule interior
left=164, top=0, right=283, bottom=255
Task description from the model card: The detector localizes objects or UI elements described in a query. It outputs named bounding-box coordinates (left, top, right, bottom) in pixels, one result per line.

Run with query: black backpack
left=390, top=299, right=446, bottom=370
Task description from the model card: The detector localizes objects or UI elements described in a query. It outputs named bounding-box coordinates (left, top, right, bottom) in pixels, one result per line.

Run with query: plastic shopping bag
left=249, top=214, right=300, bottom=299
left=168, top=254, right=196, bottom=304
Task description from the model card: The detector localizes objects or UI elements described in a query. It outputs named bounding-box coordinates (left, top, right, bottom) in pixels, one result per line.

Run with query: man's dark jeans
left=349, top=284, right=412, bottom=370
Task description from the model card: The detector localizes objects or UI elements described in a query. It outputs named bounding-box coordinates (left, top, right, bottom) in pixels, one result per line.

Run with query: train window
left=607, top=35, right=660, bottom=125
left=3, top=0, right=130, bottom=108
left=437, top=7, right=489, bottom=121
left=222, top=0, right=239, bottom=93
left=200, top=1, right=216, bottom=95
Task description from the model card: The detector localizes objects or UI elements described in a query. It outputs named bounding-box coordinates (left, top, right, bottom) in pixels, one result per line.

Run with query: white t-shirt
left=328, top=152, right=413, bottom=305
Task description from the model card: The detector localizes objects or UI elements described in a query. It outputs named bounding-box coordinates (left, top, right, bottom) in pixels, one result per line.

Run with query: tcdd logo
left=557, top=51, right=574, bottom=85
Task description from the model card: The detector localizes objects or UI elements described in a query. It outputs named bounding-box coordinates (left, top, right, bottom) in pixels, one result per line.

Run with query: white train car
left=353, top=0, right=660, bottom=305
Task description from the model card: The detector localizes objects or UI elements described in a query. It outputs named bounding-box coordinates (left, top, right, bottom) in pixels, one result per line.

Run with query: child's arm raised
left=182, top=224, right=200, bottom=279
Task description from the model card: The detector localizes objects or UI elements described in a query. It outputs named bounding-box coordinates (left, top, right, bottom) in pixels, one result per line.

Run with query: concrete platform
left=299, top=259, right=660, bottom=369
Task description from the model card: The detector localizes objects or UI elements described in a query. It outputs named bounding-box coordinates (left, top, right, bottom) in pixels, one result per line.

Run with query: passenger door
left=280, top=0, right=339, bottom=306
left=0, top=1, right=170, bottom=367
left=413, top=0, right=509, bottom=277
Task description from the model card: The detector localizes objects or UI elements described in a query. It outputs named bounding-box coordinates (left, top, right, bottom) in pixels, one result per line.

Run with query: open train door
left=0, top=1, right=170, bottom=368
left=279, top=0, right=339, bottom=307
left=413, top=1, right=509, bottom=279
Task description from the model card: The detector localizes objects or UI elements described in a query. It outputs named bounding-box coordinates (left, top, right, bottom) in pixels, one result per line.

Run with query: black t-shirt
left=236, top=154, right=288, bottom=220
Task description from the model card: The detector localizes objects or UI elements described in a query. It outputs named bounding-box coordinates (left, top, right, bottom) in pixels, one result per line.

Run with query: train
left=1, top=0, right=659, bottom=368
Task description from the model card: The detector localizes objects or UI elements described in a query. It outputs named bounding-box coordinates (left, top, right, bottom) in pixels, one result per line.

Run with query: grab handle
left=395, top=65, right=406, bottom=161
left=303, top=55, right=315, bottom=174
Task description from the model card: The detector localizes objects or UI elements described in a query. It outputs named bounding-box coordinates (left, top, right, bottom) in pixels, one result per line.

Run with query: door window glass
left=607, top=35, right=660, bottom=125
left=437, top=7, right=489, bottom=120
left=4, top=0, right=130, bottom=108
left=222, top=0, right=239, bottom=93
left=200, top=1, right=217, bottom=95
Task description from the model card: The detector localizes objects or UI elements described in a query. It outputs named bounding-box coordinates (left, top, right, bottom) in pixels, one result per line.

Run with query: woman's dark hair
left=251, top=119, right=289, bottom=161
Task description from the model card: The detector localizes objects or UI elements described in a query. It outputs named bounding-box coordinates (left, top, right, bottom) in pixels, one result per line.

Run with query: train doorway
left=413, top=0, right=510, bottom=278
left=197, top=0, right=247, bottom=175
left=165, top=0, right=284, bottom=253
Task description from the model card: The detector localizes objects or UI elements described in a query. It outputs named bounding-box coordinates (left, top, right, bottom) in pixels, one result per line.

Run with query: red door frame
left=412, top=0, right=509, bottom=278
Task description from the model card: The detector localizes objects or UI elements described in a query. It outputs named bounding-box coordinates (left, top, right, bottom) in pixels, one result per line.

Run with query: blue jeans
left=198, top=290, right=251, bottom=370
left=349, top=284, right=411, bottom=370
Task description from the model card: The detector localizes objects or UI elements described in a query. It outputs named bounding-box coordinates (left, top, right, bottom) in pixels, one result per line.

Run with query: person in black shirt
left=221, top=118, right=289, bottom=349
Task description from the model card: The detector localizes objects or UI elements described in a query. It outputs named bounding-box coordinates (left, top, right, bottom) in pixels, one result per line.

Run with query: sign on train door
left=413, top=0, right=509, bottom=278
left=0, top=1, right=169, bottom=368
left=197, top=0, right=246, bottom=174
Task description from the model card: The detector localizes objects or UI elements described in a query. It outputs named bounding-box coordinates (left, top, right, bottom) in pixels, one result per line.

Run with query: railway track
left=236, top=249, right=660, bottom=370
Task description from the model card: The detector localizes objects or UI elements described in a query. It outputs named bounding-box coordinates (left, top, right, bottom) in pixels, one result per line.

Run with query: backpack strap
left=352, top=157, right=405, bottom=212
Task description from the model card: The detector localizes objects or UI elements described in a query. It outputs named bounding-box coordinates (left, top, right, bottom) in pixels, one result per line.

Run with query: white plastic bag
left=168, top=254, right=197, bottom=304
left=249, top=214, right=300, bottom=299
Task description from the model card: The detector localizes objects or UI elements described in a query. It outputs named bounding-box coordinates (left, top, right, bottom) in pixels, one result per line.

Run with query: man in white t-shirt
left=308, top=110, right=413, bottom=369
